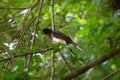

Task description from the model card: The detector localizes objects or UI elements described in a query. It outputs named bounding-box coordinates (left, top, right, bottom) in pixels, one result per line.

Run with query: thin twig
left=50, top=0, right=55, bottom=80
left=27, top=0, right=43, bottom=69
left=22, top=0, right=39, bottom=28
left=0, top=7, right=29, bottom=10
left=30, top=0, right=43, bottom=48
left=17, top=16, right=37, bottom=45
left=21, top=16, right=37, bottom=70
left=23, top=16, right=37, bottom=70
left=62, top=46, right=120, bottom=80
left=40, top=1, right=72, bottom=29
left=15, top=0, right=39, bottom=46
left=59, top=51, right=72, bottom=72
left=51, top=0, right=55, bottom=31
left=0, top=48, right=52, bottom=62
left=0, top=29, right=19, bottom=34
left=101, top=69, right=120, bottom=80
left=1, top=61, right=10, bottom=79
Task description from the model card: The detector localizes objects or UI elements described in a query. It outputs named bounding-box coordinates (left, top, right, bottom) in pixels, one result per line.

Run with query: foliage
left=0, top=0, right=120, bottom=80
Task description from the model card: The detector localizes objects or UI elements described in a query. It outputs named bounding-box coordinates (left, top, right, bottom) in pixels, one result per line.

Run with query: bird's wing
left=51, top=31, right=73, bottom=44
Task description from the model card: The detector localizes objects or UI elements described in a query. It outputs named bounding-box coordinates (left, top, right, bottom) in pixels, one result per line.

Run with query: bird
left=42, top=28, right=83, bottom=52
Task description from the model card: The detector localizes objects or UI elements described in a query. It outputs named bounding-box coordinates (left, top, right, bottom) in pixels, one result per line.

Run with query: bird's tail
left=71, top=42, right=83, bottom=52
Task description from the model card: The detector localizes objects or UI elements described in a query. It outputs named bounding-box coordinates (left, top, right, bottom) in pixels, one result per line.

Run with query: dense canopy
left=0, top=0, right=120, bottom=80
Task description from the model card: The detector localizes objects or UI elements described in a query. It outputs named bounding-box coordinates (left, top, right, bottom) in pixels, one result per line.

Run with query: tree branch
left=0, top=48, right=52, bottom=62
left=27, top=0, right=43, bottom=69
left=0, top=7, right=29, bottom=10
left=31, top=0, right=43, bottom=48
left=16, top=0, right=39, bottom=46
left=101, top=68, right=120, bottom=80
left=50, top=0, right=55, bottom=80
left=62, top=46, right=120, bottom=80
left=59, top=51, right=72, bottom=72
left=22, top=0, right=39, bottom=27
left=51, top=0, right=55, bottom=31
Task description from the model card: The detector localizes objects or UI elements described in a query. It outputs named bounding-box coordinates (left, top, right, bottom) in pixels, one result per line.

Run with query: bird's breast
left=52, top=37, right=66, bottom=44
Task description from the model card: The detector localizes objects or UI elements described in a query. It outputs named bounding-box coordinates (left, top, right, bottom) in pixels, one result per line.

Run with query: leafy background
left=0, top=0, right=120, bottom=80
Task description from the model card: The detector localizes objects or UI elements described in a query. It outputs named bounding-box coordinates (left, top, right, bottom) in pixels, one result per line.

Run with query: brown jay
left=42, top=28, right=83, bottom=52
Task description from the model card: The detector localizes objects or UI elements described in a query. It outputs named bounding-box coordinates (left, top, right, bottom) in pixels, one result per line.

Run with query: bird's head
left=42, top=28, right=52, bottom=34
